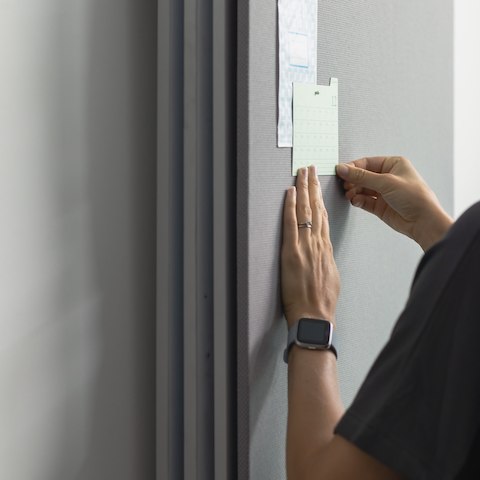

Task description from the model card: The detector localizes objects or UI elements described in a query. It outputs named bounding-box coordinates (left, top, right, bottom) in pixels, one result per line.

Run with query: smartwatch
left=283, top=318, right=337, bottom=363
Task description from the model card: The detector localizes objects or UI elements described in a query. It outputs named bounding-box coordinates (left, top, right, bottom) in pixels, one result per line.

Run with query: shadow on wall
left=46, top=1, right=157, bottom=479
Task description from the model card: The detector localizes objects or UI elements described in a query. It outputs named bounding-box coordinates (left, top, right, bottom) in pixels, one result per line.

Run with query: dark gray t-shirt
left=335, top=202, right=480, bottom=480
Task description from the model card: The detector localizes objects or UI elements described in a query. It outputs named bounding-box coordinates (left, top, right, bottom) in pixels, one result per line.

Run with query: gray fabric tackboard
left=237, top=1, right=453, bottom=479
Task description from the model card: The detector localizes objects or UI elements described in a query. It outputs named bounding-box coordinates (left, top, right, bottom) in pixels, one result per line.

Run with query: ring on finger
left=298, top=221, right=313, bottom=229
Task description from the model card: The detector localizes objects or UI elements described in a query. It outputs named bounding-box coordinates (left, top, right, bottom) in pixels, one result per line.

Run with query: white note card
left=277, top=0, right=318, bottom=147
left=292, top=78, right=339, bottom=176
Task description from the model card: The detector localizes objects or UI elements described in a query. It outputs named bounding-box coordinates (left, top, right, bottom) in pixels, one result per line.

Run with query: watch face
left=297, top=319, right=331, bottom=345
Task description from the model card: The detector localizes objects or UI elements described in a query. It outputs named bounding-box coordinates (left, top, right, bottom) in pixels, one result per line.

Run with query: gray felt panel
left=237, top=1, right=453, bottom=479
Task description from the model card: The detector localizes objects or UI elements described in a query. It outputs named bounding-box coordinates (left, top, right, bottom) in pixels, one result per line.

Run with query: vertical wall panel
left=157, top=0, right=184, bottom=478
left=157, top=0, right=236, bottom=478
left=213, top=0, right=237, bottom=479
left=454, top=0, right=480, bottom=217
left=237, top=1, right=453, bottom=479
left=183, top=0, right=215, bottom=479
left=1, top=1, right=157, bottom=479
left=236, top=0, right=250, bottom=479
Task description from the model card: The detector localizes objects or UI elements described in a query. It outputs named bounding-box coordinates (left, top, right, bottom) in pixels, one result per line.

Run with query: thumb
left=336, top=163, right=390, bottom=193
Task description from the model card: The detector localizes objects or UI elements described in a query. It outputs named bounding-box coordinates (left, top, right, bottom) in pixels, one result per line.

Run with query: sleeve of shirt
left=334, top=202, right=480, bottom=480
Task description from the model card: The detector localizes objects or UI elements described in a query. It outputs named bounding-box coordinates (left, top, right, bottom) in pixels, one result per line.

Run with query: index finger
left=348, top=156, right=388, bottom=173
left=282, top=187, right=298, bottom=246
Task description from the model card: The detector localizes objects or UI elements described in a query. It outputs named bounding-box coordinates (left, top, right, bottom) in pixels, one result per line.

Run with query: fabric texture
left=335, top=202, right=480, bottom=479
left=238, top=1, right=453, bottom=478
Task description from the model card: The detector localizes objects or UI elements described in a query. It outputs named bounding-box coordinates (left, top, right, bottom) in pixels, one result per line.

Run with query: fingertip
left=336, top=163, right=349, bottom=179
left=351, top=196, right=363, bottom=208
left=286, top=186, right=296, bottom=205
left=345, top=189, right=355, bottom=201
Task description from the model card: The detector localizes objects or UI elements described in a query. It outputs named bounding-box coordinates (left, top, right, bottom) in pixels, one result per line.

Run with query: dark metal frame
left=157, top=1, right=236, bottom=478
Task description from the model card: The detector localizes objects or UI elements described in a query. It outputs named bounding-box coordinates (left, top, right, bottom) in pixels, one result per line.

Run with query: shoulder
left=446, top=200, right=480, bottom=245
left=413, top=201, right=480, bottom=286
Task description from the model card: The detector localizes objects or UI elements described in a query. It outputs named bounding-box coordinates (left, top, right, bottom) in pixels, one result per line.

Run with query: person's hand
left=281, top=165, right=340, bottom=329
left=336, top=156, right=453, bottom=251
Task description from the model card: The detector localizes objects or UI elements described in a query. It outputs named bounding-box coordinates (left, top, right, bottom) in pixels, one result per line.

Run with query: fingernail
left=336, top=163, right=349, bottom=178
left=352, top=198, right=362, bottom=207
left=310, top=165, right=317, bottom=176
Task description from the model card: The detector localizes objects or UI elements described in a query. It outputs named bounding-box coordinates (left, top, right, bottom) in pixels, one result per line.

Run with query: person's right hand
left=336, top=156, right=453, bottom=251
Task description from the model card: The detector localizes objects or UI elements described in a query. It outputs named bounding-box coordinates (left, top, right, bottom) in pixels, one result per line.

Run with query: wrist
left=415, top=207, right=453, bottom=252
left=284, top=317, right=337, bottom=364
left=289, top=343, right=338, bottom=363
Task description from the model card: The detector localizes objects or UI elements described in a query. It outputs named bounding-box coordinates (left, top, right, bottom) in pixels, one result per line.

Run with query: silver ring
left=297, top=221, right=313, bottom=229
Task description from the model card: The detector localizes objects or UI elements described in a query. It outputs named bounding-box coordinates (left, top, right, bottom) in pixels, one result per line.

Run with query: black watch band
left=283, top=318, right=337, bottom=363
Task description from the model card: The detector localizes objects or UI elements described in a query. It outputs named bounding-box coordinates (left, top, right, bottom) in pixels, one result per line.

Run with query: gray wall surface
left=0, top=1, right=156, bottom=479
left=238, top=1, right=453, bottom=479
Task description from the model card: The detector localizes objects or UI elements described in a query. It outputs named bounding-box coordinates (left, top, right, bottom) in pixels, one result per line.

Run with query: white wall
left=454, top=1, right=480, bottom=217
left=0, top=2, right=156, bottom=479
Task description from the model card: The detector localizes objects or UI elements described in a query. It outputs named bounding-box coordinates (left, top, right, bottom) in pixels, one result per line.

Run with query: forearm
left=287, top=346, right=344, bottom=479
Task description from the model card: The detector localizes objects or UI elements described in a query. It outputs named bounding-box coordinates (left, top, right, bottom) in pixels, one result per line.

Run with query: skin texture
left=282, top=159, right=453, bottom=479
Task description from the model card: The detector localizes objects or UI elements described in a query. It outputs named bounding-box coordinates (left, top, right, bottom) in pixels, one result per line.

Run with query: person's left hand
left=281, top=165, right=340, bottom=329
